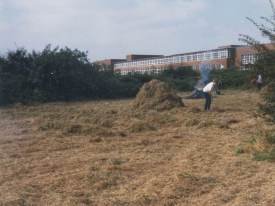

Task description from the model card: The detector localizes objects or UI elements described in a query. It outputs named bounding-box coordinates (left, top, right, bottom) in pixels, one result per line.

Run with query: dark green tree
left=0, top=48, right=34, bottom=104
left=0, top=45, right=112, bottom=105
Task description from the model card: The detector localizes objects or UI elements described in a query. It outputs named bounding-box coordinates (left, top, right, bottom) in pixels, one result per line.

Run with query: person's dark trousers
left=257, top=83, right=262, bottom=90
left=204, top=92, right=212, bottom=111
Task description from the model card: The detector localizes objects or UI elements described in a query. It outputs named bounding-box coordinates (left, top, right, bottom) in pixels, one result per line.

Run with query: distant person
left=256, top=74, right=263, bottom=90
left=203, top=80, right=216, bottom=111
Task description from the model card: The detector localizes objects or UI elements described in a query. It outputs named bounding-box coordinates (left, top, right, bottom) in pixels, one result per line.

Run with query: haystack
left=133, top=79, right=184, bottom=111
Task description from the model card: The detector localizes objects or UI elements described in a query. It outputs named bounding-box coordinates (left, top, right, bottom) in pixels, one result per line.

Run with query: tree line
left=0, top=45, right=201, bottom=106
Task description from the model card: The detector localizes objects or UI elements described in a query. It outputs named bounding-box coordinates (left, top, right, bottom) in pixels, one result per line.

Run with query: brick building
left=95, top=59, right=126, bottom=71
left=96, top=43, right=274, bottom=74
left=235, top=44, right=274, bottom=69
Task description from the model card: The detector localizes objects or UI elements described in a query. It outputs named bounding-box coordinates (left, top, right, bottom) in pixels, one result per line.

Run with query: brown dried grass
left=1, top=90, right=275, bottom=205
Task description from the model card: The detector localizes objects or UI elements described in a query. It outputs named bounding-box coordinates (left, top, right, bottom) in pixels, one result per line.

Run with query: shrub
left=159, top=67, right=198, bottom=91
left=210, top=69, right=252, bottom=89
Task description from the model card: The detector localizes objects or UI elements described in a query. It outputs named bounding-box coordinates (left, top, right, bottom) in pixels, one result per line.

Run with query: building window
left=176, top=56, right=180, bottom=64
left=187, top=55, right=192, bottom=62
left=204, top=52, right=211, bottom=60
left=241, top=54, right=257, bottom=65
left=197, top=54, right=203, bottom=61
left=180, top=56, right=185, bottom=62
left=193, top=54, right=198, bottom=61
left=213, top=52, right=219, bottom=59
left=219, top=50, right=228, bottom=59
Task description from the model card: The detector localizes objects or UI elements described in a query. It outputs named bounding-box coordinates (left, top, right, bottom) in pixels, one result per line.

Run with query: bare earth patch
left=0, top=90, right=275, bottom=206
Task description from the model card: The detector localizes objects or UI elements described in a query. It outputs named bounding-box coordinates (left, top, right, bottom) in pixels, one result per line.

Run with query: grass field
left=0, top=90, right=275, bottom=206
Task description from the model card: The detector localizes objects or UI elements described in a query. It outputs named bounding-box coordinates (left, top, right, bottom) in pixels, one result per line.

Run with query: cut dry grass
left=1, top=90, right=275, bottom=205
left=238, top=131, right=275, bottom=162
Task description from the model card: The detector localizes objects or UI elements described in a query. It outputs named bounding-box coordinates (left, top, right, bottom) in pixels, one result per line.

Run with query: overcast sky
left=0, top=0, right=274, bottom=61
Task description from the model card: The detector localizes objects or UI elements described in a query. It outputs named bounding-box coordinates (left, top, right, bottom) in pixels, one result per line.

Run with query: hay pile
left=133, top=79, right=184, bottom=111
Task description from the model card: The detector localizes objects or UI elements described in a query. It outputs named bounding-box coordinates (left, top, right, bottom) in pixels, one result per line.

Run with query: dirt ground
left=0, top=90, right=275, bottom=206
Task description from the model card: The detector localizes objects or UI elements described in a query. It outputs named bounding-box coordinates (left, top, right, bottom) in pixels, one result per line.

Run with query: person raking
left=202, top=79, right=216, bottom=111
left=256, top=73, right=263, bottom=90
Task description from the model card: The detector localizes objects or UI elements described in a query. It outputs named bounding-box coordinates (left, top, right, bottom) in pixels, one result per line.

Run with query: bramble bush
left=240, top=0, right=275, bottom=120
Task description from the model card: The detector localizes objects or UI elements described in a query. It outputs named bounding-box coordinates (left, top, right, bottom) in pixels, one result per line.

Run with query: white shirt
left=257, top=75, right=263, bottom=83
left=203, top=82, right=215, bottom=93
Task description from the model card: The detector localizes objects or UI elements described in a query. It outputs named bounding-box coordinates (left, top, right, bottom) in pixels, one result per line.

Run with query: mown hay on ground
left=237, top=130, right=275, bottom=162
left=133, top=80, right=184, bottom=111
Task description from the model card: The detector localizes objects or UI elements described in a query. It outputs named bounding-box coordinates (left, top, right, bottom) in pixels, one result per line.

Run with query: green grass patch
left=253, top=149, right=275, bottom=162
